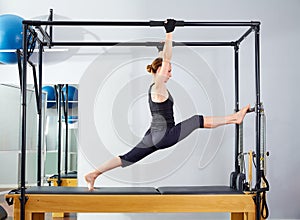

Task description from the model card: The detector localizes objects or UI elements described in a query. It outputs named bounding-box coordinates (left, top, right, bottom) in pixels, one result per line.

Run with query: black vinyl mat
left=157, top=185, right=243, bottom=194
left=24, top=186, right=159, bottom=195
left=9, top=185, right=243, bottom=195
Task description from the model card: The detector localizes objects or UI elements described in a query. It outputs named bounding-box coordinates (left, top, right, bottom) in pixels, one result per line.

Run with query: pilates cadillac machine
left=5, top=9, right=269, bottom=220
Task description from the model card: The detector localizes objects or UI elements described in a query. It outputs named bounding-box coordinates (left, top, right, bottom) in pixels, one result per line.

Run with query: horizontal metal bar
left=177, top=21, right=260, bottom=27
left=23, top=20, right=152, bottom=26
left=174, top=42, right=235, bottom=47
left=23, top=20, right=260, bottom=27
left=0, top=48, right=69, bottom=52
left=50, top=41, right=235, bottom=47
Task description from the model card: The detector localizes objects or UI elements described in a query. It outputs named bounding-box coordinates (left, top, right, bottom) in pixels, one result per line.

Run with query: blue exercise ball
left=62, top=85, right=78, bottom=108
left=62, top=115, right=78, bottom=124
left=68, top=115, right=78, bottom=124
left=42, top=86, right=56, bottom=108
left=66, top=115, right=78, bottom=124
left=0, top=14, right=24, bottom=64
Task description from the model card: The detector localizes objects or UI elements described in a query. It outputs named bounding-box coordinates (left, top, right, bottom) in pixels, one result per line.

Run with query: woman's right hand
left=164, top=19, right=176, bottom=33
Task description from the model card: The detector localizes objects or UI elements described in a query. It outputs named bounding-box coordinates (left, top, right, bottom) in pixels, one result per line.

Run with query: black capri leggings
left=119, top=115, right=204, bottom=167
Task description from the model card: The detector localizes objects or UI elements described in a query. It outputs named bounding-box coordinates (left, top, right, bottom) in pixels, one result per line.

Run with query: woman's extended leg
left=155, top=104, right=250, bottom=149
left=203, top=104, right=250, bottom=128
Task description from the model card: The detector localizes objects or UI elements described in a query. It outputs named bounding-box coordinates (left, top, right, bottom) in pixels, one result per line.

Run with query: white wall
left=1, top=0, right=300, bottom=219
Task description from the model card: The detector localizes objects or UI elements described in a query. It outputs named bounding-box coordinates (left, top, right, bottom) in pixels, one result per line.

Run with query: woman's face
left=157, top=63, right=172, bottom=83
left=166, top=63, right=172, bottom=81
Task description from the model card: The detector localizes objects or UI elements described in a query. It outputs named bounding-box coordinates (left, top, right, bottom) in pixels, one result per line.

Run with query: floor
left=0, top=188, right=77, bottom=219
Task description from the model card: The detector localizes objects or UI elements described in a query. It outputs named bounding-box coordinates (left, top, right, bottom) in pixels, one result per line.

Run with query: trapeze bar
left=49, top=41, right=235, bottom=47
left=23, top=20, right=260, bottom=27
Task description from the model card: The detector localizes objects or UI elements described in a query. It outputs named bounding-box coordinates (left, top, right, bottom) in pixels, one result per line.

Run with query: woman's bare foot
left=84, top=157, right=122, bottom=191
left=84, top=171, right=100, bottom=191
left=235, top=104, right=250, bottom=124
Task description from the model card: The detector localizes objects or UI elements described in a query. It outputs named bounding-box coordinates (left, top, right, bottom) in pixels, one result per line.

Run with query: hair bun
left=146, top=57, right=163, bottom=74
left=146, top=64, right=152, bottom=73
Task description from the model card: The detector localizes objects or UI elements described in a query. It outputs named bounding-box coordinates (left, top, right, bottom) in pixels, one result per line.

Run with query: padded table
left=5, top=186, right=256, bottom=220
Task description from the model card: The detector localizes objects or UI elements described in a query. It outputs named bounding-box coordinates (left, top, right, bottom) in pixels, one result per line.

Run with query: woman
left=85, top=19, right=250, bottom=190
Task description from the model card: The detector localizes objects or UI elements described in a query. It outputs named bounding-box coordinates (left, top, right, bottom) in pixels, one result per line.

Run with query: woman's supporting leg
left=203, top=104, right=250, bottom=128
left=84, top=156, right=122, bottom=191
left=84, top=142, right=157, bottom=190
left=119, top=145, right=157, bottom=167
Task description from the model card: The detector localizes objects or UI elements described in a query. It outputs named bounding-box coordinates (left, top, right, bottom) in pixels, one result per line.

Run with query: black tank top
left=148, top=83, right=175, bottom=129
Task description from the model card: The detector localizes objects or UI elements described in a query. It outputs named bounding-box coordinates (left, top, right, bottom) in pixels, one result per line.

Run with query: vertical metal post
left=254, top=24, right=262, bottom=220
left=16, top=50, right=23, bottom=90
left=49, top=9, right=53, bottom=46
left=234, top=44, right=240, bottom=173
left=20, top=23, right=28, bottom=220
left=65, top=85, right=69, bottom=174
left=37, top=43, right=43, bottom=186
left=57, top=84, right=62, bottom=186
